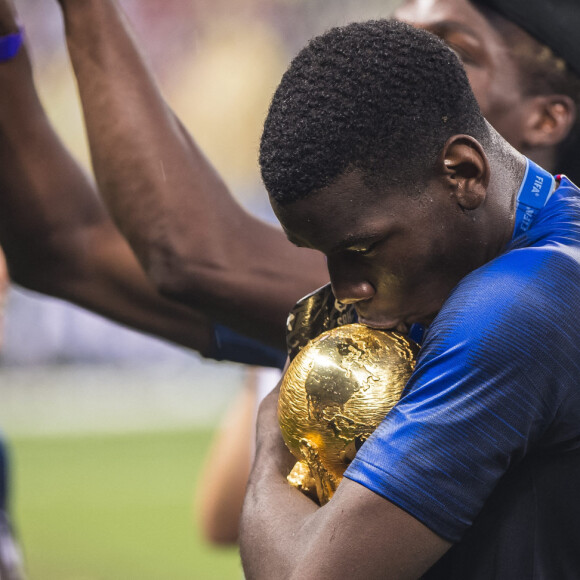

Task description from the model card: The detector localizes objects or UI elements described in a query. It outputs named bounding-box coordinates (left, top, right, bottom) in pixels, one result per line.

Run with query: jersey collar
left=512, top=158, right=556, bottom=239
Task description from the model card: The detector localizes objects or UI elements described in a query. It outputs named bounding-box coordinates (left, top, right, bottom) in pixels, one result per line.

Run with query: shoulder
left=416, top=244, right=580, bottom=408
left=438, top=240, right=580, bottom=340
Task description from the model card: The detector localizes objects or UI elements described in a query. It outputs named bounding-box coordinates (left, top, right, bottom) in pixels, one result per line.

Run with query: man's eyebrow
left=430, top=20, right=481, bottom=38
left=393, top=17, right=481, bottom=42
left=430, top=21, right=485, bottom=47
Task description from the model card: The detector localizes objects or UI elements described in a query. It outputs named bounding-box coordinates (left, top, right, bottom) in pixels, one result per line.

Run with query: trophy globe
left=278, top=323, right=419, bottom=505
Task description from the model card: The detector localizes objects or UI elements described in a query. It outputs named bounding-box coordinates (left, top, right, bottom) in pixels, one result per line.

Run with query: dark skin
left=0, top=0, right=576, bottom=561
left=242, top=386, right=451, bottom=580
left=394, top=0, right=577, bottom=169
left=240, top=135, right=524, bottom=579
left=0, top=0, right=219, bottom=354
left=275, top=136, right=515, bottom=333
left=0, top=0, right=326, bottom=354
left=0, top=0, right=575, bottom=354
left=54, top=0, right=327, bottom=349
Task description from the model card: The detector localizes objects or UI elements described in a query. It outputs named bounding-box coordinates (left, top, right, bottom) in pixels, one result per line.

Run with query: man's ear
left=438, top=135, right=490, bottom=211
left=521, top=95, right=576, bottom=148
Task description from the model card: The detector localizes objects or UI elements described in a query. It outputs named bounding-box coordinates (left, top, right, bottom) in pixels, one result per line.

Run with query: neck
left=524, top=146, right=558, bottom=177
left=484, top=128, right=528, bottom=256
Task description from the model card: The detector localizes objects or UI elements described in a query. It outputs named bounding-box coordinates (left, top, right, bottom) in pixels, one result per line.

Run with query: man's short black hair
left=260, top=19, right=489, bottom=206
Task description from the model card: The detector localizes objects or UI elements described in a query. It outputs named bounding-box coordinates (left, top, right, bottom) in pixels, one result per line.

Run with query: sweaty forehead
left=272, top=171, right=394, bottom=253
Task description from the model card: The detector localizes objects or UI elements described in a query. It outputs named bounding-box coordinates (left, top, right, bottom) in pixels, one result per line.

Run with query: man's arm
left=196, top=369, right=260, bottom=545
left=0, top=2, right=216, bottom=354
left=239, top=389, right=451, bottom=580
left=55, top=0, right=328, bottom=349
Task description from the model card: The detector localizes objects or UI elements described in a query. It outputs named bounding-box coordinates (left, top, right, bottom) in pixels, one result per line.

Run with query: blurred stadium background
left=1, top=0, right=398, bottom=577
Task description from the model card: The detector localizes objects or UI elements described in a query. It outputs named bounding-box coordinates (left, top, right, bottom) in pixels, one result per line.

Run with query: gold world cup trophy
left=278, top=323, right=419, bottom=505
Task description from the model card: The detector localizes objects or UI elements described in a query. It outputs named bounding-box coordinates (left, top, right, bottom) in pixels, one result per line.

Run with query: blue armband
left=0, top=28, right=23, bottom=63
left=211, top=324, right=287, bottom=369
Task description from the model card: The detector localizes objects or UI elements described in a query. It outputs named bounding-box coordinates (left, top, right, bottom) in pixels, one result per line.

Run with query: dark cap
left=473, top=0, right=580, bottom=76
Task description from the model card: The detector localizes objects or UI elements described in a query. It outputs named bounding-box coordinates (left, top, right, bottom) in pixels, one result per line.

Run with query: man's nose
left=327, top=255, right=375, bottom=305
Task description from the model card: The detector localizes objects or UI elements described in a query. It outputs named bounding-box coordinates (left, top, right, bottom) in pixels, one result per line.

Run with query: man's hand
left=254, top=382, right=296, bottom=478
left=241, top=372, right=452, bottom=580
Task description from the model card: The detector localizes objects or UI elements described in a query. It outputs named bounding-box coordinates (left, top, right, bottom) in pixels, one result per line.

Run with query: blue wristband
left=0, top=28, right=23, bottom=63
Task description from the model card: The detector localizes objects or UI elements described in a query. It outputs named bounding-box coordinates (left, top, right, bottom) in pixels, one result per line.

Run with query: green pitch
left=10, top=429, right=242, bottom=580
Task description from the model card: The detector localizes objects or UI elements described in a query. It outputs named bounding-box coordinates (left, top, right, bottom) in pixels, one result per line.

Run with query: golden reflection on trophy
left=278, top=323, right=419, bottom=505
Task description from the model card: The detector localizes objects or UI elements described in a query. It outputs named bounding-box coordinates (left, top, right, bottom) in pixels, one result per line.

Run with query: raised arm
left=239, top=388, right=451, bottom=580
left=0, top=1, right=216, bottom=354
left=55, top=0, right=328, bottom=348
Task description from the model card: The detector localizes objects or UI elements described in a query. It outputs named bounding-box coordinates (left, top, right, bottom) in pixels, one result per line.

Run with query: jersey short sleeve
left=345, top=239, right=580, bottom=542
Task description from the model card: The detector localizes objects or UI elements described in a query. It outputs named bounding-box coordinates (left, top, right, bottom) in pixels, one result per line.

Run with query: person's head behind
left=261, top=20, right=518, bottom=331
left=483, top=5, right=580, bottom=184
left=260, top=19, right=490, bottom=206
left=395, top=0, right=580, bottom=183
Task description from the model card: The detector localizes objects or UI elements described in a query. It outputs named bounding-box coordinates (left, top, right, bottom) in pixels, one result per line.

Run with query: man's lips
left=357, top=315, right=409, bottom=334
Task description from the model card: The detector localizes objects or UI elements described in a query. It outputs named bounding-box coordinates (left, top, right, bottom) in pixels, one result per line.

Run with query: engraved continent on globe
left=278, top=323, right=419, bottom=505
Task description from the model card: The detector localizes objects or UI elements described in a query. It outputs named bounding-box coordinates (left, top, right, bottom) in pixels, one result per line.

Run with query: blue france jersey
left=345, top=170, right=580, bottom=578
